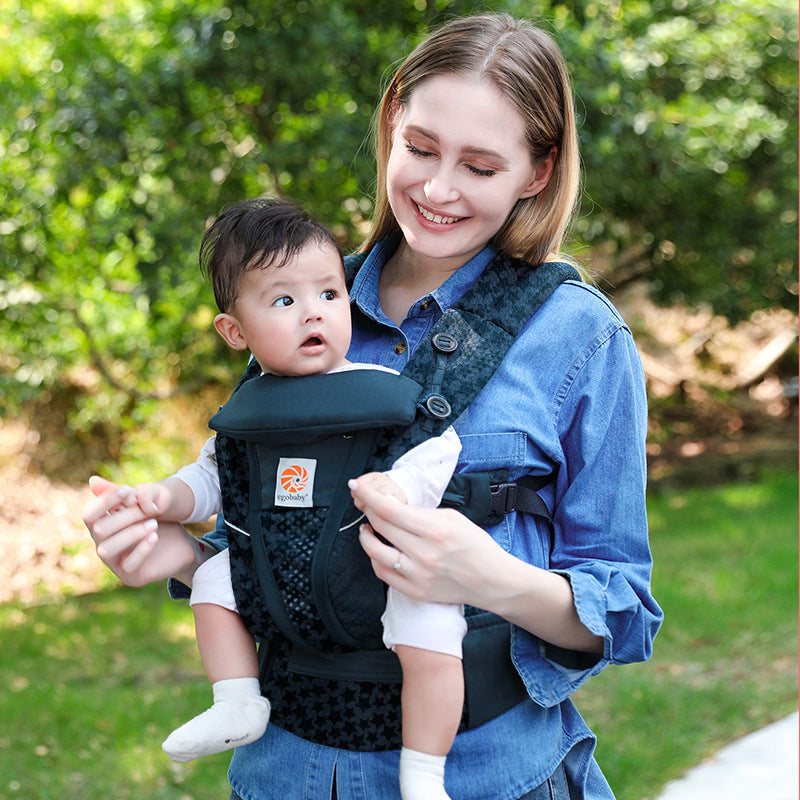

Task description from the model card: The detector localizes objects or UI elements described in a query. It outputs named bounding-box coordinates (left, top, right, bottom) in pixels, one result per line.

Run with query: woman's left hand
left=349, top=476, right=507, bottom=609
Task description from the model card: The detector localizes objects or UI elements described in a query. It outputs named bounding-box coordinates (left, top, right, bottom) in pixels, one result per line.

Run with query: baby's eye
left=321, top=289, right=338, bottom=301
left=272, top=295, right=293, bottom=307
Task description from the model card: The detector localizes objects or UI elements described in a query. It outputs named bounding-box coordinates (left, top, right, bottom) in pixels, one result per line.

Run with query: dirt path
left=0, top=419, right=108, bottom=605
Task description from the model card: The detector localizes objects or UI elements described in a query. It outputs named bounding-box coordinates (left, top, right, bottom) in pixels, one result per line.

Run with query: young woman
left=83, top=14, right=662, bottom=800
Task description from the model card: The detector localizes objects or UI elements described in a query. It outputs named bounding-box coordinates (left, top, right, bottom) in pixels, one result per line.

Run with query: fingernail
left=117, top=485, right=132, bottom=498
left=348, top=479, right=357, bottom=489
left=146, top=532, right=159, bottom=545
left=143, top=519, right=158, bottom=531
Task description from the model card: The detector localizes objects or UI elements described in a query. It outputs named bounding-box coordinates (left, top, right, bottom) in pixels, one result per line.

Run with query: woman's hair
left=200, top=197, right=343, bottom=313
left=364, top=14, right=580, bottom=266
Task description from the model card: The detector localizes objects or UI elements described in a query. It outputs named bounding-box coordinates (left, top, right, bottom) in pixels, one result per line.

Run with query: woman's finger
left=358, top=523, right=420, bottom=594
left=358, top=522, right=401, bottom=568
left=82, top=482, right=130, bottom=529
left=88, top=475, right=117, bottom=497
left=96, top=518, right=158, bottom=562
left=119, top=529, right=160, bottom=575
left=349, top=478, right=429, bottom=547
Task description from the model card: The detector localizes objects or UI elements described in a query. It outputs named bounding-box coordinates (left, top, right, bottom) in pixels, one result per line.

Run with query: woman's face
left=386, top=73, right=552, bottom=273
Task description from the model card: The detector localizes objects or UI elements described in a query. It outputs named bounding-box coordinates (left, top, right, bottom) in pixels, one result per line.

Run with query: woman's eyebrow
left=405, top=124, right=510, bottom=166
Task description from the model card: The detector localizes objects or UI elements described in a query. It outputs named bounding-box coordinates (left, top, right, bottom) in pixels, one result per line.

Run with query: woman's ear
left=213, top=313, right=248, bottom=350
left=520, top=146, right=558, bottom=199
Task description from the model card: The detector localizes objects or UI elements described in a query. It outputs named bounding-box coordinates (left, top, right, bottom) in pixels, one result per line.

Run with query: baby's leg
left=161, top=551, right=270, bottom=762
left=382, top=589, right=466, bottom=800
left=397, top=645, right=463, bottom=800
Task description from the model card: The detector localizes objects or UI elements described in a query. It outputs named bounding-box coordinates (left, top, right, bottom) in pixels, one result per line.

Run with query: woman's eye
left=406, top=141, right=434, bottom=158
left=466, top=164, right=496, bottom=178
left=272, top=295, right=293, bottom=307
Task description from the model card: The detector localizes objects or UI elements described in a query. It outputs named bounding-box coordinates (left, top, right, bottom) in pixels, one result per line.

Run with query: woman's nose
left=424, top=166, right=460, bottom=205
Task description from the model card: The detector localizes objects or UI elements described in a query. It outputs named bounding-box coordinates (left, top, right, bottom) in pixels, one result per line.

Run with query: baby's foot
left=162, top=678, right=270, bottom=762
left=399, top=747, right=452, bottom=800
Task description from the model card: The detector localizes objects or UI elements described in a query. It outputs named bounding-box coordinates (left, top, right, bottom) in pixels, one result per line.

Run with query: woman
left=84, top=14, right=662, bottom=799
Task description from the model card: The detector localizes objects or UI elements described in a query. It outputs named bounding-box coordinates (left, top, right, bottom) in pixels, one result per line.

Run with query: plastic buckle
left=431, top=333, right=458, bottom=353
left=489, top=482, right=517, bottom=514
left=423, top=394, right=452, bottom=419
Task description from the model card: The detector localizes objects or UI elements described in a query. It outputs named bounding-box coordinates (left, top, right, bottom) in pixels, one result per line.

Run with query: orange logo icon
left=280, top=464, right=309, bottom=493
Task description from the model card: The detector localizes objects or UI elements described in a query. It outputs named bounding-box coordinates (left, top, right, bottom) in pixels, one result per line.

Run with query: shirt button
left=394, top=342, right=407, bottom=355
left=420, top=298, right=432, bottom=311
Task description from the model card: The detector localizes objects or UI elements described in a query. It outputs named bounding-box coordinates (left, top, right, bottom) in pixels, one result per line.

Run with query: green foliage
left=0, top=583, right=231, bottom=798
left=550, top=0, right=799, bottom=321
left=2, top=0, right=797, bottom=436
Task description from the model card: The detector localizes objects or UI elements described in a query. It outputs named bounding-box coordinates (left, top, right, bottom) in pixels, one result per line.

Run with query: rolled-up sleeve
left=512, top=321, right=663, bottom=705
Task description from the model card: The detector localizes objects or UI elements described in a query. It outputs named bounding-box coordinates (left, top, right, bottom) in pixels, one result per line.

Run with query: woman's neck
left=378, top=241, right=465, bottom=325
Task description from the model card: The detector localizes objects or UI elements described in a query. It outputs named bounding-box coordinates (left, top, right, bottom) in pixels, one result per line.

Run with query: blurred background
left=0, top=1, right=797, bottom=798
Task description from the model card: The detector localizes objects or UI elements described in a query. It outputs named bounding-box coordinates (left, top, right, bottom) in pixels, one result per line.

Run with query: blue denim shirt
left=194, top=236, right=662, bottom=799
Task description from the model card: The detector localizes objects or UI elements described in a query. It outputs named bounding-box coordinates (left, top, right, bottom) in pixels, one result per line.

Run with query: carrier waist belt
left=284, top=612, right=527, bottom=731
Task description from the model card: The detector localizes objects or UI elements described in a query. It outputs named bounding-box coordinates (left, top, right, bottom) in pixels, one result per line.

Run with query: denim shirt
left=193, top=237, right=662, bottom=800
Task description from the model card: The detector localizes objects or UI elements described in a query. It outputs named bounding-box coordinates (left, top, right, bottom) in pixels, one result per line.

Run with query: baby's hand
left=349, top=472, right=407, bottom=505
left=120, top=482, right=175, bottom=519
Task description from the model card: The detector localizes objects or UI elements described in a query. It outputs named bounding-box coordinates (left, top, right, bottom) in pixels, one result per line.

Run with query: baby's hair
left=200, top=197, right=343, bottom=313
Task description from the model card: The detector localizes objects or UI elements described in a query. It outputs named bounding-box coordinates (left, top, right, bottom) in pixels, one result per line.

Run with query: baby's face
left=231, top=240, right=351, bottom=377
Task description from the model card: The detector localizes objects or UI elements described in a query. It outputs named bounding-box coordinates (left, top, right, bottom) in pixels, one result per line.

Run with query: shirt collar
left=350, top=232, right=497, bottom=322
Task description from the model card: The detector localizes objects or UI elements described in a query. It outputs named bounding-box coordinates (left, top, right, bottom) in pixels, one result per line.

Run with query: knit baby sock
left=399, top=747, right=452, bottom=800
left=162, top=677, right=270, bottom=763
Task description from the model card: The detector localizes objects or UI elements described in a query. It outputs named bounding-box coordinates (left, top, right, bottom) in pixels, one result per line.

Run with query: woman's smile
left=413, top=200, right=465, bottom=226
left=386, top=73, right=541, bottom=274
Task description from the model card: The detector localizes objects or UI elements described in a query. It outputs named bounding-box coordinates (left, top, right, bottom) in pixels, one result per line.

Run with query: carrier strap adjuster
left=488, top=476, right=552, bottom=522
left=488, top=482, right=519, bottom=515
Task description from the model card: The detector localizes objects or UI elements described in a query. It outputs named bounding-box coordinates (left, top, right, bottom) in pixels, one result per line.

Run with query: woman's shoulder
left=541, top=276, right=630, bottom=334
left=508, top=276, right=639, bottom=373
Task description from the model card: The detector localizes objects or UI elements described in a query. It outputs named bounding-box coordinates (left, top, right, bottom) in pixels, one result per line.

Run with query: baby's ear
left=213, top=313, right=248, bottom=350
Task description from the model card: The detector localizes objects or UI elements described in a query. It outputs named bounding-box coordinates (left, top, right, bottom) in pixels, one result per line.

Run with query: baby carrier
left=211, top=252, right=579, bottom=750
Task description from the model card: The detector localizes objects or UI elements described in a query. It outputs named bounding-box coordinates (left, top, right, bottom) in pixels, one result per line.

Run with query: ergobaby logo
left=275, top=458, right=316, bottom=508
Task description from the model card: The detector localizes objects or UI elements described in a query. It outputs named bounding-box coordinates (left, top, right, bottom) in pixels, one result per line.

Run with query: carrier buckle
left=488, top=482, right=517, bottom=515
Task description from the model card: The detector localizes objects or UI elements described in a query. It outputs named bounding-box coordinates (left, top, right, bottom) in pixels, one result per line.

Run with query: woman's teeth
left=416, top=203, right=461, bottom=224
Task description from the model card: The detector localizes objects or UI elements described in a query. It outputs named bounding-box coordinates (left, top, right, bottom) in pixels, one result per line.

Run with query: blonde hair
left=363, top=14, right=580, bottom=266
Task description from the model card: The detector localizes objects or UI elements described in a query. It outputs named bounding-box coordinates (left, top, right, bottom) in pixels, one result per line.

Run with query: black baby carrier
left=210, top=253, right=579, bottom=750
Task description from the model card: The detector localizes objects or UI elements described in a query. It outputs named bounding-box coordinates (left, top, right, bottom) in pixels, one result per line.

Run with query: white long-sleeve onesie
left=176, top=364, right=466, bottom=658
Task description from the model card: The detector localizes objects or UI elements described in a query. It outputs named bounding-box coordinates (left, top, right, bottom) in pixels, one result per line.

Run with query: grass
left=1, top=469, right=797, bottom=800
left=573, top=467, right=799, bottom=799
left=0, top=585, right=231, bottom=799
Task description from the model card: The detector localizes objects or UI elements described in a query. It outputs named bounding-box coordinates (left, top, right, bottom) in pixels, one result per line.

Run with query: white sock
left=162, top=677, right=270, bottom=763
left=399, top=747, right=451, bottom=800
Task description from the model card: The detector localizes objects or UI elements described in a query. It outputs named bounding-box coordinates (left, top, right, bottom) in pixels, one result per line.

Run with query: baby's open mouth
left=302, top=336, right=323, bottom=347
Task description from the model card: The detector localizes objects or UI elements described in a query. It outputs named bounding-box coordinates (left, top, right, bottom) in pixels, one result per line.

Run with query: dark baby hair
left=200, top=197, right=343, bottom=313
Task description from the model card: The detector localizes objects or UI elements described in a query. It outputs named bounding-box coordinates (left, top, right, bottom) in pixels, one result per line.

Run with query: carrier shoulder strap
left=347, top=248, right=579, bottom=472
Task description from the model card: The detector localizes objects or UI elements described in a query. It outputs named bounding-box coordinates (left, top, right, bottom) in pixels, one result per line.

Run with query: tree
left=1, top=0, right=796, bottom=439
left=547, top=0, right=798, bottom=321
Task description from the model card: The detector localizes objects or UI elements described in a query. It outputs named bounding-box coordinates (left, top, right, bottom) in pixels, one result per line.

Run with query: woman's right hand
left=82, top=476, right=209, bottom=587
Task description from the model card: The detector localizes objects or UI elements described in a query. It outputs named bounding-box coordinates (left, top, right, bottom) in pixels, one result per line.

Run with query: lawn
left=574, top=467, right=799, bottom=799
left=1, top=469, right=797, bottom=800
